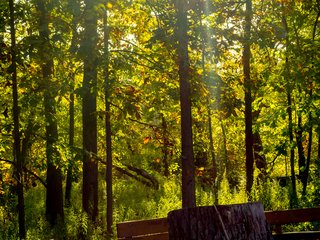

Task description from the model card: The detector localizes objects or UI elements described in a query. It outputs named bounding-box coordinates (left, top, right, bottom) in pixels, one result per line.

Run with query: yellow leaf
left=107, top=2, right=113, bottom=9
left=143, top=137, right=150, bottom=144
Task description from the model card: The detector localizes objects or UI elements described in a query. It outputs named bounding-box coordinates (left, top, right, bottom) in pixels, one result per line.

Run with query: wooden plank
left=265, top=207, right=320, bottom=225
left=120, top=233, right=169, bottom=240
left=273, top=231, right=320, bottom=240
left=117, top=218, right=168, bottom=238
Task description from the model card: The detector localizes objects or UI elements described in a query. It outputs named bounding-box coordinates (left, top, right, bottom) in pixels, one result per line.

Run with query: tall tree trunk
left=200, top=16, right=218, bottom=203
left=65, top=79, right=74, bottom=207
left=302, top=8, right=320, bottom=195
left=220, top=118, right=229, bottom=193
left=104, top=5, right=113, bottom=234
left=252, top=110, right=267, bottom=181
left=287, top=91, right=298, bottom=208
left=208, top=107, right=218, bottom=204
left=296, top=115, right=306, bottom=178
left=35, top=0, right=64, bottom=225
left=82, top=0, right=98, bottom=221
left=303, top=114, right=312, bottom=195
left=162, top=115, right=169, bottom=177
left=243, top=0, right=254, bottom=199
left=282, top=3, right=297, bottom=207
left=9, top=0, right=26, bottom=237
left=175, top=0, right=196, bottom=208
left=253, top=132, right=267, bottom=180
left=65, top=1, right=79, bottom=207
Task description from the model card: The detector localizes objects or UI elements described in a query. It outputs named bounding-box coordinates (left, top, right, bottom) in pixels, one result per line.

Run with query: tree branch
left=0, top=158, right=47, bottom=188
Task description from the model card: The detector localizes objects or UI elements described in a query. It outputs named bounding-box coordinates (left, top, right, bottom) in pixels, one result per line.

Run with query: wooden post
left=168, top=202, right=273, bottom=240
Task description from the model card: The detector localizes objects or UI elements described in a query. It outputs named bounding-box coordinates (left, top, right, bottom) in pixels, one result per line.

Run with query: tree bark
left=168, top=202, right=273, bottom=240
left=282, top=3, right=298, bottom=207
left=302, top=8, right=320, bottom=195
left=208, top=106, right=218, bottom=204
left=65, top=80, right=74, bottom=207
left=35, top=0, right=64, bottom=225
left=104, top=5, right=113, bottom=234
left=253, top=132, right=267, bottom=180
left=82, top=0, right=98, bottom=221
left=296, top=115, right=306, bottom=178
left=162, top=115, right=170, bottom=177
left=9, top=0, right=26, bottom=237
left=175, top=0, right=196, bottom=208
left=65, top=1, right=79, bottom=207
left=243, top=0, right=254, bottom=199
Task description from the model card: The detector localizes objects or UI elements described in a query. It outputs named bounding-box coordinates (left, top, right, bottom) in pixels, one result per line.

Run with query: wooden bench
left=117, top=207, right=320, bottom=240
left=265, top=208, right=320, bottom=239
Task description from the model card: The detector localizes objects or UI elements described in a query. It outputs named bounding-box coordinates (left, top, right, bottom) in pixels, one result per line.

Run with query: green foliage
left=1, top=0, right=320, bottom=237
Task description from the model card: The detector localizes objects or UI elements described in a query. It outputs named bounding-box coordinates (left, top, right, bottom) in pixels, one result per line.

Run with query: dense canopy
left=0, top=0, right=320, bottom=239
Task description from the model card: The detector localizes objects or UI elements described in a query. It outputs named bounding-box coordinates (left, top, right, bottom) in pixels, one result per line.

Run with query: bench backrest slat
left=117, top=218, right=168, bottom=239
left=265, top=207, right=320, bottom=225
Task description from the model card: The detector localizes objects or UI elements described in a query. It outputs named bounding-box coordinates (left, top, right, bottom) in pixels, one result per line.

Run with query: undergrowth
left=0, top=172, right=319, bottom=239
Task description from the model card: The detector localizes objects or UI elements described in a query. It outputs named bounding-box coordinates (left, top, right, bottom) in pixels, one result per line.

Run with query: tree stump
left=168, top=202, right=273, bottom=240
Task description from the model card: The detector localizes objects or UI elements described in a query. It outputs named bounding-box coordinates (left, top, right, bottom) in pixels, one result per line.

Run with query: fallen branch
left=124, top=164, right=159, bottom=189
left=113, top=165, right=155, bottom=189
left=97, top=157, right=158, bottom=190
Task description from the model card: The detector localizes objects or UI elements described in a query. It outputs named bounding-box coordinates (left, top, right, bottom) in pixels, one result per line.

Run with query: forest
left=1, top=0, right=320, bottom=239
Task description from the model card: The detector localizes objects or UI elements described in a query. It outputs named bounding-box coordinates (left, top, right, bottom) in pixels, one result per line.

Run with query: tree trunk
left=287, top=92, right=298, bottom=208
left=243, top=0, right=254, bottom=199
left=282, top=3, right=297, bottom=207
left=162, top=115, right=169, bottom=177
left=104, top=5, right=113, bottom=234
left=252, top=111, right=267, bottom=181
left=200, top=18, right=218, bottom=203
left=65, top=81, right=74, bottom=207
left=9, top=0, right=26, bottom=237
left=168, top=202, right=273, bottom=240
left=82, top=0, right=99, bottom=221
left=65, top=2, right=79, bottom=207
left=253, top=132, right=267, bottom=180
left=208, top=106, right=218, bottom=204
left=302, top=9, right=319, bottom=196
left=296, top=115, right=306, bottom=178
left=35, top=0, right=64, bottom=225
left=175, top=0, right=196, bottom=208
left=220, top=118, right=229, bottom=193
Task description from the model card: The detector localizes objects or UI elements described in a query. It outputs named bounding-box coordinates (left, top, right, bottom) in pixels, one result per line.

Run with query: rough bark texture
left=36, top=0, right=64, bottom=225
left=281, top=4, right=297, bottom=207
left=82, top=0, right=98, bottom=221
left=175, top=0, right=196, bottom=208
left=296, top=116, right=306, bottom=178
left=104, top=8, right=113, bottom=234
left=162, top=115, right=170, bottom=177
left=253, top=132, right=267, bottom=179
left=65, top=3, right=78, bottom=207
left=208, top=106, right=218, bottom=204
left=243, top=0, right=254, bottom=199
left=9, top=0, right=26, bottom=237
left=302, top=9, right=319, bottom=195
left=168, top=202, right=273, bottom=240
left=65, top=84, right=74, bottom=207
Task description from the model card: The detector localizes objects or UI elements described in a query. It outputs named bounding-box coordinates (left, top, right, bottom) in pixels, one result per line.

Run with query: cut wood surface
left=168, top=202, right=272, bottom=240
